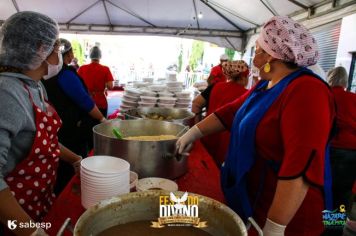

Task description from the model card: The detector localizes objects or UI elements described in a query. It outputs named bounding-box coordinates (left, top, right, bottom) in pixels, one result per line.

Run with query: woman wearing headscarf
left=176, top=16, right=335, bottom=235
left=42, top=38, right=107, bottom=195
left=192, top=60, right=249, bottom=165
left=327, top=66, right=356, bottom=209
left=0, top=12, right=82, bottom=235
left=78, top=46, right=114, bottom=117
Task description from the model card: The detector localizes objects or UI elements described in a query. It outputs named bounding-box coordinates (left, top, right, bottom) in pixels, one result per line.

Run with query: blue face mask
left=43, top=51, right=63, bottom=80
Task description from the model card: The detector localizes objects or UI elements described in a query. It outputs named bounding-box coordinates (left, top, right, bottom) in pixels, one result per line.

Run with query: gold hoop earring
left=264, top=62, right=271, bottom=73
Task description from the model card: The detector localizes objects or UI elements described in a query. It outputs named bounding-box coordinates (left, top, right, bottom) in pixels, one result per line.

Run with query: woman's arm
left=191, top=95, right=206, bottom=114
left=267, top=177, right=308, bottom=225
left=176, top=113, right=225, bottom=154
left=58, top=144, right=82, bottom=165
left=105, top=67, right=114, bottom=90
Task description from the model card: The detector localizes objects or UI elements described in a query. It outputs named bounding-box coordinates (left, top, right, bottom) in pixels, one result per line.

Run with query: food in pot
left=142, top=113, right=173, bottom=121
left=97, top=220, right=213, bottom=236
left=124, top=135, right=177, bottom=141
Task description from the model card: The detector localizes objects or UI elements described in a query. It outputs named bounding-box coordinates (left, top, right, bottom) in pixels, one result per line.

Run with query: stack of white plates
left=81, top=156, right=130, bottom=209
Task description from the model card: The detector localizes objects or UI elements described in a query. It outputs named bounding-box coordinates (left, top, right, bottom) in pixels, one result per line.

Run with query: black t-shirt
left=200, top=84, right=215, bottom=111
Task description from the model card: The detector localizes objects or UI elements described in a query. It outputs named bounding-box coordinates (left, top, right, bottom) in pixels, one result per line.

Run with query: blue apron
left=220, top=67, right=333, bottom=222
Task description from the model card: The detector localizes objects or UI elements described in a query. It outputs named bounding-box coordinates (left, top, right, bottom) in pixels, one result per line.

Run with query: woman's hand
left=72, top=156, right=82, bottom=175
left=176, top=126, right=203, bottom=154
left=262, top=218, right=286, bottom=236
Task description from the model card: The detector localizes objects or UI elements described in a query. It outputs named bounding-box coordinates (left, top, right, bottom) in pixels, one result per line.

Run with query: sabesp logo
left=7, top=220, right=51, bottom=230
left=7, top=220, right=17, bottom=230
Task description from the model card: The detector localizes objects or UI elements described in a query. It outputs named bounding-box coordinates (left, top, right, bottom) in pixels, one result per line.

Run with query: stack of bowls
left=80, top=156, right=130, bottom=209
left=139, top=95, right=157, bottom=108
left=175, top=91, right=192, bottom=108
left=158, top=97, right=177, bottom=108
left=165, top=81, right=183, bottom=94
left=121, top=89, right=141, bottom=111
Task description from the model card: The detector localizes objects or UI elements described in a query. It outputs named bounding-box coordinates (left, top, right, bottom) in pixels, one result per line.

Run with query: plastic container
left=167, top=86, right=183, bottom=93
left=158, top=97, right=177, bottom=104
left=121, top=99, right=138, bottom=107
left=157, top=91, right=174, bottom=97
left=138, top=101, right=156, bottom=107
left=123, top=94, right=139, bottom=102
left=140, top=96, right=158, bottom=103
left=125, top=88, right=141, bottom=97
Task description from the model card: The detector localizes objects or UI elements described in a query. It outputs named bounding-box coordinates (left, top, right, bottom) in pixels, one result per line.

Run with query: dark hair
left=283, top=61, right=299, bottom=69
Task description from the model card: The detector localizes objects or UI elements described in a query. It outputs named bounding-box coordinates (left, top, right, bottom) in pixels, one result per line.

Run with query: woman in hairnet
left=192, top=60, right=249, bottom=165
left=327, top=67, right=356, bottom=209
left=0, top=12, right=82, bottom=235
left=42, top=38, right=107, bottom=195
left=78, top=46, right=114, bottom=117
left=177, top=16, right=335, bottom=235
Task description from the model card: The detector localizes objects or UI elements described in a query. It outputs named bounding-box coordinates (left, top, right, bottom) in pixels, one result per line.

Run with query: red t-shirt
left=330, top=86, right=356, bottom=150
left=78, top=62, right=114, bottom=109
left=215, top=75, right=335, bottom=236
left=202, top=82, right=248, bottom=165
left=209, top=64, right=226, bottom=84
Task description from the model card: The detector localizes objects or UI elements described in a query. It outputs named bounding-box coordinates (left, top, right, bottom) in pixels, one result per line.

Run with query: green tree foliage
left=225, top=48, right=236, bottom=61
left=177, top=44, right=183, bottom=73
left=71, top=40, right=85, bottom=65
left=189, top=41, right=204, bottom=70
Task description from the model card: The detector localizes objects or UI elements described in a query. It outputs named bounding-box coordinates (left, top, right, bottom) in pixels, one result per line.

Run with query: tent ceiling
left=0, top=0, right=353, bottom=50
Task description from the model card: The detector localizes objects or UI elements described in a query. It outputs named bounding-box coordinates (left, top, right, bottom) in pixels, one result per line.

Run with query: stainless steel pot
left=93, top=120, right=188, bottom=179
left=74, top=191, right=248, bottom=236
left=123, top=107, right=195, bottom=127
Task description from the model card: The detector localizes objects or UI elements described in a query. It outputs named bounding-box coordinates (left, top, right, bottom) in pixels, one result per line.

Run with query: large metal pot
left=123, top=107, right=195, bottom=127
left=74, top=191, right=247, bottom=236
left=93, top=119, right=188, bottom=179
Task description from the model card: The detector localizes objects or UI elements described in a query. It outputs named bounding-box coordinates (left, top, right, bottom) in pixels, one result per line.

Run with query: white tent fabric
left=0, top=0, right=346, bottom=50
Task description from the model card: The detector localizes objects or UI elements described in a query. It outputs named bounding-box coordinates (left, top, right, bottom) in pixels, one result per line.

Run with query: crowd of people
left=0, top=10, right=354, bottom=236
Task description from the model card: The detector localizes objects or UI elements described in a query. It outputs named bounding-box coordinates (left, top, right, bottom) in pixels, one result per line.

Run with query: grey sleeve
left=0, top=88, right=26, bottom=191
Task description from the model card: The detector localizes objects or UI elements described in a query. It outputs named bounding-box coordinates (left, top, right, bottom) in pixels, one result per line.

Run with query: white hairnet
left=0, top=11, right=59, bottom=70
left=90, top=46, right=102, bottom=60
left=60, top=38, right=72, bottom=54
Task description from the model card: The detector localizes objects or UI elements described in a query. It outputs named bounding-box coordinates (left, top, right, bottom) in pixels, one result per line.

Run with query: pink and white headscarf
left=257, top=16, right=319, bottom=67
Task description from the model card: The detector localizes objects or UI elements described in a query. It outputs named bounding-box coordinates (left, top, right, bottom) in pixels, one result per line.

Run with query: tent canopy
left=0, top=0, right=352, bottom=50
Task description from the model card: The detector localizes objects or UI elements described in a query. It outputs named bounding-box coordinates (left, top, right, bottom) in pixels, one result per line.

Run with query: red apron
left=5, top=84, right=62, bottom=221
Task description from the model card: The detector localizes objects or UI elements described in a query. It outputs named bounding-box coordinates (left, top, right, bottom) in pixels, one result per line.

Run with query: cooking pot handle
left=162, top=151, right=190, bottom=161
left=175, top=152, right=190, bottom=161
left=56, top=218, right=73, bottom=236
left=247, top=217, right=263, bottom=236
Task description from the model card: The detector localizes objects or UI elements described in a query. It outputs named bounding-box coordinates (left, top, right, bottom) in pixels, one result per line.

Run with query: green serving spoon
left=112, top=127, right=123, bottom=139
